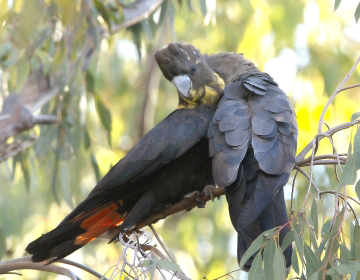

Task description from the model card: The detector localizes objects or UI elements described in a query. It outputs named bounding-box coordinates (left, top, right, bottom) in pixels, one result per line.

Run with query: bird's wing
left=63, top=105, right=214, bottom=222
left=209, top=73, right=297, bottom=228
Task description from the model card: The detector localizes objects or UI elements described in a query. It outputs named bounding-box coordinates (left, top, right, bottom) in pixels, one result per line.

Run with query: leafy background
left=0, top=0, right=359, bottom=279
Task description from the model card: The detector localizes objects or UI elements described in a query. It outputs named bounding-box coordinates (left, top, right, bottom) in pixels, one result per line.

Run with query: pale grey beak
left=172, top=75, right=191, bottom=97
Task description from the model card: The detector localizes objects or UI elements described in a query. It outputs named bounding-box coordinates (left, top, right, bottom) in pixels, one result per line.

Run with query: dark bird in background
left=26, top=42, right=297, bottom=272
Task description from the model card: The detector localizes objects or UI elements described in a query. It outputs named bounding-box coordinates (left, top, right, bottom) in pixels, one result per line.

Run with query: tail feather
left=26, top=202, right=126, bottom=262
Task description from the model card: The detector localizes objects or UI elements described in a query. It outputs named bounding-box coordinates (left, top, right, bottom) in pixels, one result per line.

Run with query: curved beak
left=172, top=75, right=191, bottom=97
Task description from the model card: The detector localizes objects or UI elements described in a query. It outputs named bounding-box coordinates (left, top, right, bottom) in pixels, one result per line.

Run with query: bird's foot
left=202, top=184, right=217, bottom=202
left=183, top=185, right=218, bottom=209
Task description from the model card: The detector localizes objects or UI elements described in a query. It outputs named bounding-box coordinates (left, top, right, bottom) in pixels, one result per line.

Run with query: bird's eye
left=190, top=65, right=196, bottom=74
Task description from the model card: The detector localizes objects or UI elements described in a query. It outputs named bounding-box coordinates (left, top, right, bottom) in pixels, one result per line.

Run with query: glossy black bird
left=26, top=43, right=225, bottom=263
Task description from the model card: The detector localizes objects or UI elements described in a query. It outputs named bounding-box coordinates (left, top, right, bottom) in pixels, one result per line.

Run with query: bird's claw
left=183, top=185, right=217, bottom=209
left=202, top=184, right=217, bottom=202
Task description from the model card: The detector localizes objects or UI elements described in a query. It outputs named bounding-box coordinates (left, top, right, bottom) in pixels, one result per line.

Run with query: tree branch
left=112, top=0, right=165, bottom=33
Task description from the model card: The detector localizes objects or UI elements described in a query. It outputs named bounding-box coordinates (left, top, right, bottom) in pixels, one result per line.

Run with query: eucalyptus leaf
left=291, top=249, right=300, bottom=274
left=0, top=227, right=5, bottom=261
left=311, top=198, right=318, bottom=238
left=355, top=2, right=360, bottom=23
left=328, top=261, right=360, bottom=274
left=281, top=230, right=294, bottom=252
left=60, top=162, right=74, bottom=209
left=334, top=0, right=342, bottom=11
left=353, top=224, right=360, bottom=260
left=157, top=260, right=180, bottom=272
left=273, top=247, right=286, bottom=280
left=338, top=153, right=357, bottom=188
left=264, top=238, right=276, bottom=280
left=239, top=228, right=276, bottom=269
left=351, top=112, right=360, bottom=121
left=354, top=128, right=360, bottom=169
left=304, top=243, right=320, bottom=277
left=95, top=95, right=112, bottom=146
left=355, top=180, right=360, bottom=201
left=91, top=153, right=101, bottom=182
left=248, top=252, right=264, bottom=280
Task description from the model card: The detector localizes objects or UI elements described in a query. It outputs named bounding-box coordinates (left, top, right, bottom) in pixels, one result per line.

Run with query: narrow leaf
left=308, top=271, right=318, bottom=280
left=340, top=243, right=350, bottom=264
left=0, top=227, right=5, bottom=261
left=354, top=128, right=360, bottom=169
left=157, top=260, right=181, bottom=272
left=311, top=198, right=318, bottom=238
left=138, top=260, right=153, bottom=268
left=248, top=253, right=264, bottom=280
left=351, top=112, right=360, bottom=121
left=20, top=153, right=30, bottom=192
left=239, top=228, right=276, bottom=268
left=264, top=238, right=276, bottom=280
left=330, top=261, right=360, bottom=274
left=355, top=2, right=360, bottom=23
left=310, top=230, right=320, bottom=259
left=291, top=249, right=300, bottom=274
left=281, top=230, right=294, bottom=252
left=91, top=153, right=101, bottom=182
left=355, top=180, right=360, bottom=201
left=334, top=0, right=342, bottom=11
left=338, top=152, right=356, bottom=189
left=293, top=228, right=305, bottom=265
left=95, top=95, right=112, bottom=145
left=273, top=247, right=286, bottom=280
left=60, top=162, right=73, bottom=209
left=354, top=224, right=360, bottom=260
left=304, top=243, right=320, bottom=277
left=94, top=0, right=112, bottom=31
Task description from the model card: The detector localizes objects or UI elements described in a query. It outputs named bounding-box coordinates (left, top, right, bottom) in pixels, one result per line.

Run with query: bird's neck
left=205, top=52, right=260, bottom=84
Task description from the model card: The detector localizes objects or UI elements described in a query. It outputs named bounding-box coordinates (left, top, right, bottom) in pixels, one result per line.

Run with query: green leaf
left=15, top=57, right=30, bottom=91
left=239, top=228, right=276, bottom=269
left=340, top=243, right=350, bottom=264
left=291, top=249, right=300, bottom=274
left=310, top=230, right=320, bottom=259
left=355, top=180, right=360, bottom=202
left=264, top=238, right=276, bottom=280
left=138, top=259, right=153, bottom=268
left=20, top=152, right=30, bottom=192
left=281, top=230, right=294, bottom=252
left=157, top=260, right=181, bottom=272
left=304, top=243, right=320, bottom=277
left=293, top=229, right=305, bottom=266
left=338, top=153, right=357, bottom=188
left=86, top=71, right=95, bottom=94
left=354, top=128, right=360, bottom=169
left=35, top=49, right=51, bottom=74
left=311, top=198, right=318, bottom=238
left=355, top=2, right=360, bottom=23
left=199, top=0, right=207, bottom=16
left=273, top=247, right=286, bottom=280
left=0, top=227, right=5, bottom=261
left=353, top=224, right=360, bottom=260
left=3, top=48, right=18, bottom=67
left=334, top=0, right=342, bottom=11
left=328, top=261, right=360, bottom=274
left=84, top=128, right=91, bottom=150
left=94, top=0, right=112, bottom=31
left=248, top=253, right=264, bottom=280
left=95, top=95, right=112, bottom=146
left=60, top=162, right=73, bottom=209
left=351, top=112, right=360, bottom=121
left=308, top=271, right=318, bottom=280
left=0, top=42, right=11, bottom=58
left=91, top=153, right=101, bottom=182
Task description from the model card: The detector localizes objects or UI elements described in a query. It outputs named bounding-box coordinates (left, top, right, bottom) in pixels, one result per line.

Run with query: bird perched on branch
left=26, top=42, right=297, bottom=272
left=156, top=43, right=297, bottom=271
left=26, top=43, right=224, bottom=263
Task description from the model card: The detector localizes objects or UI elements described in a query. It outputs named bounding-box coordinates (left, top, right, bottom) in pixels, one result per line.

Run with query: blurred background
left=0, top=0, right=359, bottom=279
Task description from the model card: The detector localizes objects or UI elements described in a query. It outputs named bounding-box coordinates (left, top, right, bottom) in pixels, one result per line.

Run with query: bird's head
left=155, top=42, right=225, bottom=109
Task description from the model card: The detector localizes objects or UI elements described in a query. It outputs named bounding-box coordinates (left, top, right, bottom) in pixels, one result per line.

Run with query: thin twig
left=149, top=225, right=176, bottom=263
left=317, top=55, right=360, bottom=134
